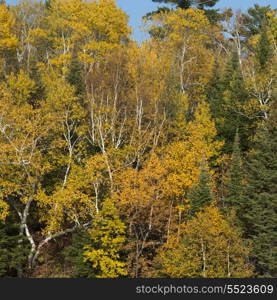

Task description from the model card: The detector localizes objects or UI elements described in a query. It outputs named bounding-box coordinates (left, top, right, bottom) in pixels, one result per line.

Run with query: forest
left=0, top=0, right=276, bottom=278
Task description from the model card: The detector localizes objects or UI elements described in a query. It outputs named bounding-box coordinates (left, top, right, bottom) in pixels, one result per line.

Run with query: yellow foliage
left=83, top=199, right=127, bottom=278
left=40, top=0, right=130, bottom=72
left=0, top=4, right=18, bottom=50
left=155, top=205, right=254, bottom=278
left=162, top=102, right=223, bottom=200
left=0, top=197, right=9, bottom=221
left=149, top=8, right=214, bottom=97
left=4, top=70, right=36, bottom=105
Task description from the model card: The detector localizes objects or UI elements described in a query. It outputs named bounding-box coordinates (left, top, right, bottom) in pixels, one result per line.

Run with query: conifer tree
left=224, top=130, right=244, bottom=210
left=188, top=166, right=213, bottom=217
left=0, top=215, right=29, bottom=277
left=218, top=51, right=254, bottom=153
left=242, top=102, right=277, bottom=277
left=152, top=0, right=219, bottom=9
left=254, top=25, right=273, bottom=71
left=63, top=231, right=96, bottom=278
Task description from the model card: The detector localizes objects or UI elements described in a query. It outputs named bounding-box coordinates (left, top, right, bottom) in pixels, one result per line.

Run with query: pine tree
left=224, top=130, right=244, bottom=210
left=152, top=0, right=219, bottom=9
left=0, top=216, right=29, bottom=277
left=66, top=49, right=85, bottom=96
left=188, top=166, right=213, bottom=216
left=242, top=101, right=277, bottom=277
left=218, top=51, right=254, bottom=154
left=62, top=231, right=96, bottom=278
left=255, top=25, right=273, bottom=71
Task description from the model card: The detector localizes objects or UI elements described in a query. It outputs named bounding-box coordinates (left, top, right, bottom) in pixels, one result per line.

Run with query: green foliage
left=62, top=231, right=96, bottom=278
left=242, top=4, right=275, bottom=37
left=150, top=0, right=220, bottom=23
left=212, top=51, right=255, bottom=154
left=254, top=25, right=273, bottom=71
left=224, top=130, right=244, bottom=210
left=188, top=166, right=213, bottom=217
left=152, top=0, right=219, bottom=9
left=242, top=103, right=277, bottom=277
left=0, top=217, right=29, bottom=277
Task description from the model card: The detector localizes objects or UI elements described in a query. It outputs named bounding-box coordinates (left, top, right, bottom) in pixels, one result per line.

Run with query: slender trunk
left=166, top=200, right=173, bottom=243
left=201, top=238, right=206, bottom=277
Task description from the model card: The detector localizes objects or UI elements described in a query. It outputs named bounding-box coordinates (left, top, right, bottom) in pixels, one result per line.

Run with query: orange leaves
left=114, top=153, right=166, bottom=206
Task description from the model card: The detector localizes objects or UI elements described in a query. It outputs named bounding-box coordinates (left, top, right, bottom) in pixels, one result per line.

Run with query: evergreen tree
left=45, top=0, right=51, bottom=9
left=152, top=0, right=219, bottom=9
left=62, top=231, right=96, bottom=278
left=218, top=51, right=254, bottom=154
left=242, top=101, right=277, bottom=277
left=188, top=166, right=213, bottom=217
left=254, top=25, right=273, bottom=71
left=206, top=62, right=223, bottom=123
left=241, top=4, right=274, bottom=38
left=66, top=49, right=85, bottom=96
left=224, top=130, right=244, bottom=210
left=149, top=0, right=220, bottom=24
left=0, top=216, right=29, bottom=277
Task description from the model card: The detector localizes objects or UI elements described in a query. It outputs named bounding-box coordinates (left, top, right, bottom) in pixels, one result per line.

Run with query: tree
left=83, top=199, right=127, bottom=278
left=0, top=3, right=18, bottom=50
left=149, top=0, right=220, bottom=23
left=0, top=215, right=29, bottom=277
left=152, top=0, right=219, bottom=10
left=63, top=230, right=99, bottom=278
left=224, top=130, right=244, bottom=212
left=241, top=4, right=275, bottom=38
left=113, top=154, right=168, bottom=277
left=38, top=0, right=130, bottom=76
left=187, top=166, right=213, bottom=217
left=146, top=8, right=214, bottom=116
left=154, top=205, right=254, bottom=278
left=242, top=102, right=277, bottom=277
left=254, top=25, right=273, bottom=70
left=217, top=51, right=255, bottom=153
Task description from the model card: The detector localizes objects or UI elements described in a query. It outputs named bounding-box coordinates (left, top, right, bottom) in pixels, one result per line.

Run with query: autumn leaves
left=0, top=0, right=276, bottom=278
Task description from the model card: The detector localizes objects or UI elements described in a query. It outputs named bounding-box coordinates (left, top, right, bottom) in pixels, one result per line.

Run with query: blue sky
left=6, top=0, right=277, bottom=41
left=116, top=0, right=276, bottom=41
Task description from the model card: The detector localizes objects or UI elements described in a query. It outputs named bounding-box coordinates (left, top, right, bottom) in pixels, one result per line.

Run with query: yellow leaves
left=165, top=8, right=210, bottom=40
left=187, top=102, right=223, bottom=155
left=49, top=53, right=72, bottom=70
left=4, top=70, right=35, bottom=105
left=41, top=68, right=85, bottom=127
left=114, top=153, right=166, bottom=206
left=0, top=4, right=18, bottom=50
left=43, top=0, right=130, bottom=71
left=267, top=10, right=277, bottom=47
left=155, top=204, right=254, bottom=278
left=0, top=197, right=9, bottom=221
left=150, top=7, right=211, bottom=47
left=83, top=249, right=127, bottom=278
left=36, top=186, right=94, bottom=234
left=83, top=198, right=127, bottom=278
left=162, top=102, right=222, bottom=201
left=148, top=8, right=214, bottom=98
